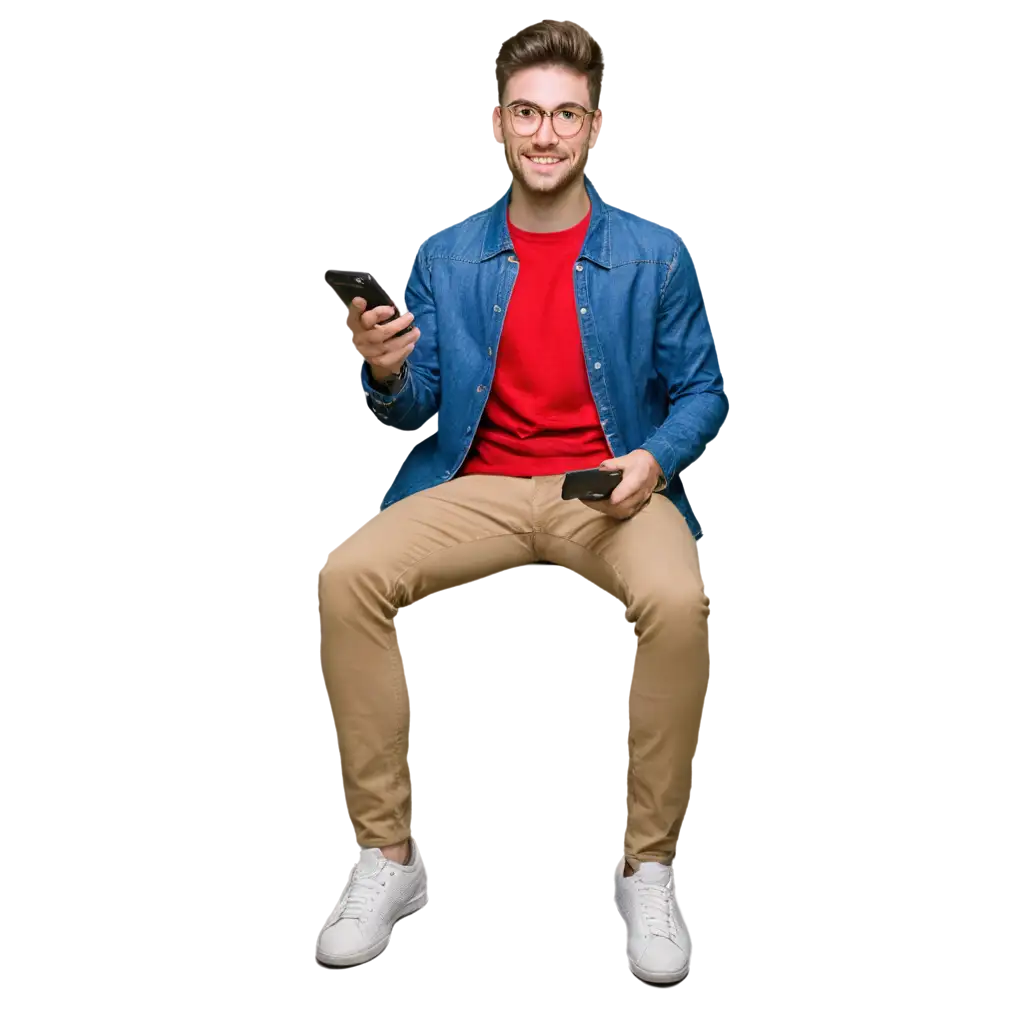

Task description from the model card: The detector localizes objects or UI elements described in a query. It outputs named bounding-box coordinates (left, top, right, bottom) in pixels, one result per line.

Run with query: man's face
left=492, top=65, right=602, bottom=199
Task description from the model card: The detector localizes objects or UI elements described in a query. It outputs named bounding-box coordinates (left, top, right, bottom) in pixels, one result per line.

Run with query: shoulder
left=418, top=207, right=493, bottom=264
left=601, top=200, right=687, bottom=266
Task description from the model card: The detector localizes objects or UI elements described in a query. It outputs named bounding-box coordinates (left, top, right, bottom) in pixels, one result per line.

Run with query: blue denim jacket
left=360, top=174, right=728, bottom=541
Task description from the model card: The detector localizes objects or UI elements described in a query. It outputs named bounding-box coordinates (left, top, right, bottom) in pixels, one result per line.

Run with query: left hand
left=578, top=449, right=663, bottom=520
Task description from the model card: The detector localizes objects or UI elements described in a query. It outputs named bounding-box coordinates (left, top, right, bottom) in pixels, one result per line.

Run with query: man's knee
left=635, top=580, right=709, bottom=626
left=318, top=544, right=383, bottom=613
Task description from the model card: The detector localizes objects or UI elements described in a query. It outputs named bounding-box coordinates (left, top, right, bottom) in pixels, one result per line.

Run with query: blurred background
left=0, top=2, right=1019, bottom=1015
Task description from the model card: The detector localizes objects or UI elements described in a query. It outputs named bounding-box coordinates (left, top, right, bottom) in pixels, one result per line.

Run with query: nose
left=533, top=112, right=558, bottom=146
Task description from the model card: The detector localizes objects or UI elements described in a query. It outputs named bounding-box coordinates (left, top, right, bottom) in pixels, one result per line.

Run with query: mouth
left=525, top=155, right=566, bottom=170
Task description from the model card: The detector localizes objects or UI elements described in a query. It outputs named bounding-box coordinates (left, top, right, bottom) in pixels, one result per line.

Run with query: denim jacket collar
left=480, top=172, right=613, bottom=268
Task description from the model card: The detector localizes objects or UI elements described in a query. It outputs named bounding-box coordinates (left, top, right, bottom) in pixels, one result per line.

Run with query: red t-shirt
left=456, top=203, right=613, bottom=479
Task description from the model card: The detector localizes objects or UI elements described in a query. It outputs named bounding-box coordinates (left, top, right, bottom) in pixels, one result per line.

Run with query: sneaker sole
left=315, top=890, right=428, bottom=968
left=628, top=959, right=690, bottom=985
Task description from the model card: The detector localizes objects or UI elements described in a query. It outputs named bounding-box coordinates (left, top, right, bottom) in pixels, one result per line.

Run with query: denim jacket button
left=493, top=304, right=501, bottom=312
left=477, top=384, right=485, bottom=392
left=580, top=307, right=587, bottom=314
left=594, top=361, right=601, bottom=369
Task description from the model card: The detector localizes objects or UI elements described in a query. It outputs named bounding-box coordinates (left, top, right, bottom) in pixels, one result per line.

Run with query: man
left=316, top=19, right=728, bottom=985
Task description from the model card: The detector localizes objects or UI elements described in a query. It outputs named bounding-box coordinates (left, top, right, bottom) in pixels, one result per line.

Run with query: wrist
left=370, top=362, right=404, bottom=383
left=364, top=360, right=403, bottom=391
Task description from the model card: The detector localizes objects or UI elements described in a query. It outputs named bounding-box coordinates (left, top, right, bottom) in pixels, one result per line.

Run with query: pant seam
left=387, top=531, right=537, bottom=606
left=530, top=530, right=633, bottom=605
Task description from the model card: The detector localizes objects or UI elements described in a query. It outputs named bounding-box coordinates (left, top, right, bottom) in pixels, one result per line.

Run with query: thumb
left=600, top=458, right=622, bottom=470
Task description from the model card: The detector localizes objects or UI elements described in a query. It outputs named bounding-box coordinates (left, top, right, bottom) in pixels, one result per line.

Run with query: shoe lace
left=637, top=880, right=677, bottom=940
left=331, top=868, right=389, bottom=923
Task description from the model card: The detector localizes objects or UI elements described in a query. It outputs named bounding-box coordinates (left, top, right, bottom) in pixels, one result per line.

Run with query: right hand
left=348, top=296, right=420, bottom=378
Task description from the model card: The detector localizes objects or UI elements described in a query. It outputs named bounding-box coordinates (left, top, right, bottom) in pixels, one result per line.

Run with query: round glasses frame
left=499, top=102, right=598, bottom=138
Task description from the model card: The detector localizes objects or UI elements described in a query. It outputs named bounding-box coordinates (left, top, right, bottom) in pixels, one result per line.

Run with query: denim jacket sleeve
left=639, top=236, right=729, bottom=483
left=361, top=243, right=442, bottom=430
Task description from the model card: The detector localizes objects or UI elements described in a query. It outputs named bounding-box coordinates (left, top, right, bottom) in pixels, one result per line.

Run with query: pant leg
left=531, top=474, right=711, bottom=868
left=318, top=474, right=538, bottom=849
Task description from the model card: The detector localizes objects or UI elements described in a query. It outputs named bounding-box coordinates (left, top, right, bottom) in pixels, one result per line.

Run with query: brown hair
left=495, top=19, right=604, bottom=111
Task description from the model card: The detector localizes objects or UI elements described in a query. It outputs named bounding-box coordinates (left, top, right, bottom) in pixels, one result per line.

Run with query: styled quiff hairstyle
left=495, top=19, right=604, bottom=111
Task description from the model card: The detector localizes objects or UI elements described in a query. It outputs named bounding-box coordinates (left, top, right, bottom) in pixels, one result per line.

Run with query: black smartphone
left=561, top=467, right=624, bottom=501
left=324, top=270, right=415, bottom=338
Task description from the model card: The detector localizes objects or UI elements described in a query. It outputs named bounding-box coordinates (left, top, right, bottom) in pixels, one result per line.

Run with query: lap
left=320, top=474, right=539, bottom=607
left=531, top=476, right=705, bottom=608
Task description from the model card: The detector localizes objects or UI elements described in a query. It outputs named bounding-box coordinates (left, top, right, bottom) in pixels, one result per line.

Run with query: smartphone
left=561, top=467, right=624, bottom=501
left=324, top=270, right=415, bottom=338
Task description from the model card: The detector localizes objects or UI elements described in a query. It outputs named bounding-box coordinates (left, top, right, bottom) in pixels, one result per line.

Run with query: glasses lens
left=509, top=104, right=539, bottom=135
left=553, top=109, right=584, bottom=137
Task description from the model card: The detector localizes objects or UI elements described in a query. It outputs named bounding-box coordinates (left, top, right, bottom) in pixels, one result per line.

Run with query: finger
left=346, top=295, right=367, bottom=331
left=366, top=328, right=420, bottom=358
left=585, top=502, right=626, bottom=519
left=609, top=487, right=627, bottom=505
left=371, top=311, right=416, bottom=341
left=614, top=491, right=647, bottom=516
left=371, top=350, right=414, bottom=373
left=368, top=337, right=418, bottom=370
left=360, top=302, right=399, bottom=331
left=358, top=303, right=393, bottom=327
left=380, top=327, right=419, bottom=352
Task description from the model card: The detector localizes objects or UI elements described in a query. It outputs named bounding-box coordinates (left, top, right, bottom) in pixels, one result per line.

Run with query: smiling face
left=492, top=64, right=602, bottom=198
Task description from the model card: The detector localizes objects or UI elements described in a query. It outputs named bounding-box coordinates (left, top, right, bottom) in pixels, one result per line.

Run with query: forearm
left=640, top=387, right=729, bottom=484
left=361, top=358, right=436, bottom=430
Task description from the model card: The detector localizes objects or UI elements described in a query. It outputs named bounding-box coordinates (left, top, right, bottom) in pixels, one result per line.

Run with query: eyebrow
left=506, top=98, right=587, bottom=109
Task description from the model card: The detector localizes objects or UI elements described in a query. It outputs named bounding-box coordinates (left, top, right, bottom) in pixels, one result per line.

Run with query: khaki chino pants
left=318, top=472, right=712, bottom=869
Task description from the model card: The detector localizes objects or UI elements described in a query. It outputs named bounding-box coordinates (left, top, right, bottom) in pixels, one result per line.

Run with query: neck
left=508, top=176, right=590, bottom=232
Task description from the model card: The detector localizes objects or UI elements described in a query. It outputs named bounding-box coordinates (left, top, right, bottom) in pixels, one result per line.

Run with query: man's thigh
left=320, top=473, right=541, bottom=608
left=531, top=477, right=705, bottom=609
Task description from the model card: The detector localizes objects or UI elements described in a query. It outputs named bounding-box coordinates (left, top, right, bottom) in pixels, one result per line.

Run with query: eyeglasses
left=500, top=102, right=598, bottom=139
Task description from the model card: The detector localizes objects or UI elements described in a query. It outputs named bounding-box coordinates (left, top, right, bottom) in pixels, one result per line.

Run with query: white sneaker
left=614, top=856, right=691, bottom=984
left=316, top=836, right=428, bottom=967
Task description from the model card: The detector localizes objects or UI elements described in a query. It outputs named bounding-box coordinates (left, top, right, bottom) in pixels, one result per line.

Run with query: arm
left=361, top=243, right=442, bottom=430
left=638, top=236, right=729, bottom=483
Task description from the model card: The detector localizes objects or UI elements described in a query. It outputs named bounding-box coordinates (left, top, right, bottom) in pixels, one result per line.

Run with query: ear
left=487, top=105, right=503, bottom=148
left=589, top=111, right=602, bottom=154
